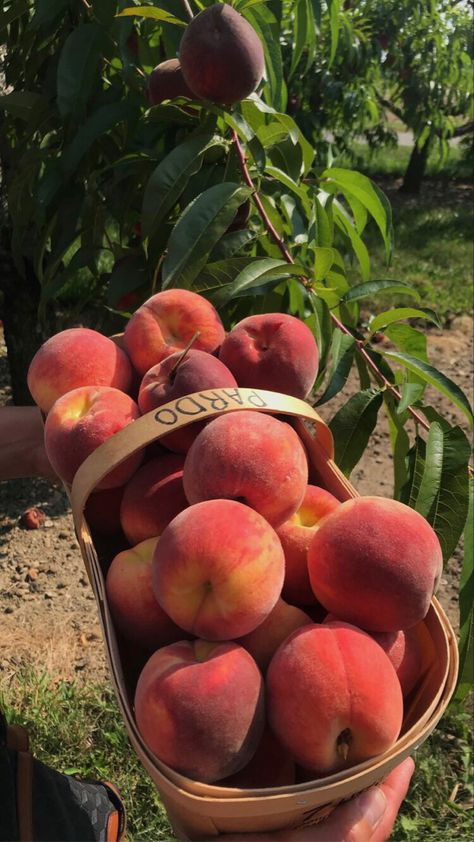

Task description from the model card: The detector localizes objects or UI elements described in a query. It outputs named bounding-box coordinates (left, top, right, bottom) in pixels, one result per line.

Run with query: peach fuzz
left=27, top=327, right=133, bottom=414
left=237, top=599, right=312, bottom=673
left=44, top=386, right=142, bottom=489
left=120, top=454, right=188, bottom=546
left=138, top=349, right=237, bottom=452
left=371, top=628, right=423, bottom=698
left=218, top=726, right=295, bottom=789
left=123, top=289, right=225, bottom=376
left=218, top=312, right=319, bottom=399
left=183, top=411, right=308, bottom=528
left=106, top=538, right=185, bottom=651
left=277, top=485, right=341, bottom=605
left=323, top=615, right=423, bottom=698
left=134, top=640, right=264, bottom=782
left=308, top=496, right=443, bottom=632
left=266, top=622, right=403, bottom=775
left=152, top=499, right=285, bottom=640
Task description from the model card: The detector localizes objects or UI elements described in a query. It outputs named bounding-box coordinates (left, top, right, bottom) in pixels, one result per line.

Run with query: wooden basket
left=69, top=388, right=459, bottom=840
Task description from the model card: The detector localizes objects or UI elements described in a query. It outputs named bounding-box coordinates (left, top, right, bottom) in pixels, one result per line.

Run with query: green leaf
left=397, top=382, right=425, bottom=414
left=313, top=196, right=333, bottom=247
left=316, top=330, right=356, bottom=407
left=400, top=436, right=426, bottom=510
left=235, top=0, right=270, bottom=10
left=414, top=422, right=446, bottom=519
left=141, top=133, right=222, bottom=239
left=415, top=425, right=470, bottom=562
left=107, top=254, right=148, bottom=308
left=1, top=1, right=28, bottom=29
left=61, top=101, right=137, bottom=177
left=328, top=0, right=342, bottom=67
left=369, top=307, right=441, bottom=335
left=0, top=92, right=48, bottom=122
left=383, top=351, right=474, bottom=428
left=333, top=203, right=370, bottom=281
left=192, top=257, right=252, bottom=306
left=209, top=229, right=257, bottom=261
left=116, top=6, right=186, bottom=26
left=329, top=388, right=383, bottom=477
left=246, top=5, right=287, bottom=112
left=313, top=247, right=336, bottom=282
left=322, top=167, right=393, bottom=261
left=456, top=477, right=474, bottom=701
left=224, top=258, right=305, bottom=302
left=384, top=393, right=410, bottom=499
left=30, top=0, right=70, bottom=29
left=384, top=324, right=428, bottom=362
left=343, top=280, right=420, bottom=304
left=308, top=292, right=332, bottom=379
left=265, top=165, right=311, bottom=213
left=162, top=183, right=252, bottom=290
left=57, top=23, right=105, bottom=118
left=290, top=0, right=316, bottom=78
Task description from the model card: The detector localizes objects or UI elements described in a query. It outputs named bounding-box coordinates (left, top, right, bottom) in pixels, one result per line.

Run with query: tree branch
left=180, top=0, right=194, bottom=21
left=453, top=120, right=473, bottom=138
left=375, top=92, right=405, bottom=124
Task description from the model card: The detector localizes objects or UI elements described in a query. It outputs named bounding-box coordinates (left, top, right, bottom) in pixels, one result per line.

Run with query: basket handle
left=70, top=387, right=334, bottom=533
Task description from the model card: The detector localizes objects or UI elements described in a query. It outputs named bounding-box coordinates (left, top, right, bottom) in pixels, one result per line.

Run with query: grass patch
left=339, top=141, right=472, bottom=182
left=394, top=700, right=474, bottom=840
left=345, top=184, right=474, bottom=321
left=1, top=668, right=472, bottom=840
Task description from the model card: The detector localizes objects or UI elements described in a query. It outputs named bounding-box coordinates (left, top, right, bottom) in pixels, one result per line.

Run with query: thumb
left=308, top=784, right=388, bottom=842
left=309, top=756, right=416, bottom=842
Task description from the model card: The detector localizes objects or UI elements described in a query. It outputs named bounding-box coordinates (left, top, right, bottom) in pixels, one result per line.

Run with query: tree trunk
left=0, top=246, right=54, bottom=405
left=400, top=136, right=431, bottom=195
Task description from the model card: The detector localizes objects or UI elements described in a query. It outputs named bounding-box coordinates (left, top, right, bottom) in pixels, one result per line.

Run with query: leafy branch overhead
left=0, top=0, right=472, bottom=697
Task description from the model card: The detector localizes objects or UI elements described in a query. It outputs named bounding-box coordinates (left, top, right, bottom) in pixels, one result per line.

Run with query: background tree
left=280, top=0, right=473, bottom=192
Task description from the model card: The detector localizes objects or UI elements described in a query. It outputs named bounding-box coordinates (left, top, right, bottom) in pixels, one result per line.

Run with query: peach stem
left=168, top=330, right=201, bottom=380
left=336, top=728, right=352, bottom=761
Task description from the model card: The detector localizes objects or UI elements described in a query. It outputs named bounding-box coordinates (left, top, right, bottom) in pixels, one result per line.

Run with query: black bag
left=0, top=710, right=126, bottom=842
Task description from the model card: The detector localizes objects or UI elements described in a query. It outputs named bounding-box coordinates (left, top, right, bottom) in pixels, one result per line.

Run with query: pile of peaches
left=27, top=290, right=443, bottom=786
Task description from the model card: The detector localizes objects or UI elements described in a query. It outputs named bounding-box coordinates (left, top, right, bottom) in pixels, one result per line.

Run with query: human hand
left=0, top=406, right=58, bottom=483
left=222, top=757, right=415, bottom=842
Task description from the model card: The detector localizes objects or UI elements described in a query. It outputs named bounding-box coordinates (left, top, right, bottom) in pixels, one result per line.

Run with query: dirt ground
left=0, top=315, right=472, bottom=687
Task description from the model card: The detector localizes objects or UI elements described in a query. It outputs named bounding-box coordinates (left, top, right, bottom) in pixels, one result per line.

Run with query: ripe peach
left=27, top=328, right=133, bottom=414
left=152, top=499, right=285, bottom=640
left=371, top=628, right=423, bottom=698
left=85, top=485, right=125, bottom=536
left=237, top=599, right=312, bottom=673
left=277, top=485, right=340, bottom=605
left=308, top=497, right=443, bottom=632
left=266, top=622, right=403, bottom=775
left=148, top=58, right=195, bottom=106
left=106, top=538, right=185, bottom=651
left=218, top=313, right=319, bottom=399
left=219, top=726, right=295, bottom=789
left=44, top=386, right=142, bottom=488
left=120, top=454, right=187, bottom=546
left=183, top=411, right=308, bottom=528
left=134, top=640, right=265, bottom=782
left=323, top=615, right=423, bottom=698
left=138, top=349, right=237, bottom=452
left=179, top=5, right=264, bottom=106
left=123, top=289, right=225, bottom=376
